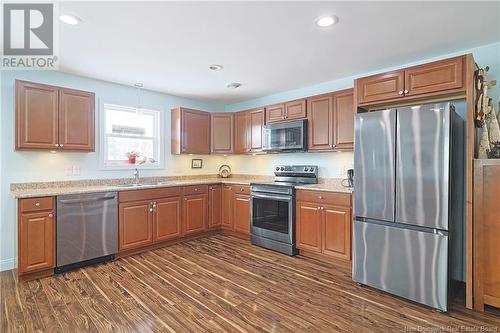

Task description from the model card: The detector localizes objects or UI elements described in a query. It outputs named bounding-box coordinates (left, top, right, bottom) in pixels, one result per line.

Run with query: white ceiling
left=58, top=1, right=500, bottom=104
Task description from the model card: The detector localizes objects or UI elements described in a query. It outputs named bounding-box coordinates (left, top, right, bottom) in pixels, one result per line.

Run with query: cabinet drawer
left=119, top=187, right=181, bottom=203
left=183, top=185, right=208, bottom=195
left=232, top=185, right=251, bottom=195
left=296, top=190, right=351, bottom=207
left=19, top=197, right=54, bottom=213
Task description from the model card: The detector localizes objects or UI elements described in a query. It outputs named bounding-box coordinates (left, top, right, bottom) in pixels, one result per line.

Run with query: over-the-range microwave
left=262, top=119, right=307, bottom=152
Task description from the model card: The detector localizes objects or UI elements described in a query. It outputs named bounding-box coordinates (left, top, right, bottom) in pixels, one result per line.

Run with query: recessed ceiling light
left=226, top=82, right=242, bottom=89
left=209, top=64, right=224, bottom=71
left=134, top=83, right=143, bottom=88
left=315, top=15, right=338, bottom=28
left=59, top=14, right=81, bottom=25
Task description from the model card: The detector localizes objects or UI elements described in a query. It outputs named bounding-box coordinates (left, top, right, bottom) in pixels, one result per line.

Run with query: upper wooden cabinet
left=308, top=89, right=354, bottom=151
left=234, top=111, right=250, bottom=154
left=234, top=109, right=264, bottom=153
left=171, top=107, right=210, bottom=154
left=266, top=99, right=306, bottom=123
left=356, top=56, right=465, bottom=105
left=210, top=113, right=233, bottom=154
left=16, top=80, right=95, bottom=152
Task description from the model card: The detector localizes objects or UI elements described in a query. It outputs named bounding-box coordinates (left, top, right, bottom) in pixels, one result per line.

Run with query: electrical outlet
left=72, top=165, right=81, bottom=176
left=65, top=166, right=73, bottom=176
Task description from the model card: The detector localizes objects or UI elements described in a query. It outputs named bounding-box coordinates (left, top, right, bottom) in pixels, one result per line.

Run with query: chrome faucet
left=133, top=168, right=140, bottom=184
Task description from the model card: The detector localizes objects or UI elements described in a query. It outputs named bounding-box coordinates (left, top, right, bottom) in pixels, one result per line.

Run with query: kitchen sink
left=116, top=182, right=165, bottom=188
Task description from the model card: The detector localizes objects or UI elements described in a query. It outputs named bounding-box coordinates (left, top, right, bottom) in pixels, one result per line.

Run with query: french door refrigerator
left=352, top=102, right=464, bottom=312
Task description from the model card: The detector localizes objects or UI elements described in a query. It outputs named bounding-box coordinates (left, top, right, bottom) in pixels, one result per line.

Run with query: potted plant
left=126, top=151, right=140, bottom=164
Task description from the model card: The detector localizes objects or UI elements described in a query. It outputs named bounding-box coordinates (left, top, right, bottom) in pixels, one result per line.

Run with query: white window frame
left=99, top=102, right=164, bottom=170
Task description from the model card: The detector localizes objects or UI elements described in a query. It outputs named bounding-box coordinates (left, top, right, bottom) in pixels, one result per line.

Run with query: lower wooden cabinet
left=18, top=198, right=56, bottom=275
left=119, top=200, right=154, bottom=251
left=183, top=193, right=208, bottom=235
left=209, top=185, right=222, bottom=229
left=154, top=197, right=182, bottom=242
left=222, top=185, right=234, bottom=229
left=296, top=190, right=352, bottom=261
left=233, top=193, right=250, bottom=235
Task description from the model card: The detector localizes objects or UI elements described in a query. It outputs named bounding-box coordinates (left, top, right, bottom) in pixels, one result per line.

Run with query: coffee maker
left=342, top=169, right=354, bottom=188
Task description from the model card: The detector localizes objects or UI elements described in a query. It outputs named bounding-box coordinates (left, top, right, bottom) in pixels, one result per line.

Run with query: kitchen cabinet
left=182, top=185, right=208, bottom=235
left=222, top=185, right=234, bottom=229
left=234, top=111, right=250, bottom=154
left=249, top=108, right=264, bottom=151
left=16, top=80, right=95, bottom=152
left=171, top=107, right=210, bottom=154
left=154, top=197, right=182, bottom=242
left=233, top=193, right=250, bottom=235
left=296, top=190, right=352, bottom=261
left=266, top=99, right=306, bottom=123
left=473, top=160, right=500, bottom=311
left=234, top=109, right=264, bottom=153
left=210, top=113, right=234, bottom=153
left=119, top=200, right=154, bottom=251
left=308, top=89, right=354, bottom=151
left=209, top=185, right=222, bottom=229
left=119, top=187, right=182, bottom=251
left=18, top=197, right=55, bottom=275
left=356, top=56, right=464, bottom=105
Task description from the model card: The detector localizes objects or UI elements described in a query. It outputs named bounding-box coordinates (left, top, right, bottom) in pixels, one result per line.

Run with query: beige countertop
left=11, top=175, right=352, bottom=199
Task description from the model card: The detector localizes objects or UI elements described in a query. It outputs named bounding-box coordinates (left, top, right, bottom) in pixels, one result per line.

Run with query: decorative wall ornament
left=478, top=123, right=491, bottom=159
left=474, top=66, right=497, bottom=128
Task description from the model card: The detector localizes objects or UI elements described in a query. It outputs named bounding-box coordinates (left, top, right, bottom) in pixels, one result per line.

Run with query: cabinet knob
left=332, top=144, right=336, bottom=148
left=149, top=208, right=153, bottom=212
left=240, top=188, right=244, bottom=191
left=54, top=144, right=59, bottom=147
left=59, top=144, right=64, bottom=147
left=35, top=202, right=41, bottom=207
left=317, top=207, right=321, bottom=210
left=404, top=90, right=409, bottom=94
left=184, top=198, right=187, bottom=201
left=194, top=188, right=198, bottom=191
left=398, top=90, right=404, bottom=95
left=48, top=213, right=53, bottom=218
left=319, top=196, right=324, bottom=199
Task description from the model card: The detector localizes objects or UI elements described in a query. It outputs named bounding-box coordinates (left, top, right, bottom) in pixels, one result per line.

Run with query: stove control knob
left=280, top=167, right=285, bottom=171
left=276, top=167, right=280, bottom=171
left=303, top=167, right=308, bottom=172
left=309, top=167, right=314, bottom=172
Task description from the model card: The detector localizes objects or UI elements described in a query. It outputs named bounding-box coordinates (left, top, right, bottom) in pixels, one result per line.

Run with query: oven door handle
left=251, top=193, right=292, bottom=201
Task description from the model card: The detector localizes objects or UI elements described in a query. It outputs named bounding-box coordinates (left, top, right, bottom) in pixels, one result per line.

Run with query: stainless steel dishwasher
left=56, top=191, right=118, bottom=273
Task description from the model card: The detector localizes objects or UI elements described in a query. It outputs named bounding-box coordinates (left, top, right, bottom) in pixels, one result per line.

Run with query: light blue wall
left=0, top=71, right=226, bottom=270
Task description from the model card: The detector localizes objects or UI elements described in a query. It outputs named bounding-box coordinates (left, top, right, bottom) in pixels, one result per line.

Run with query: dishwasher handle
left=59, top=195, right=116, bottom=204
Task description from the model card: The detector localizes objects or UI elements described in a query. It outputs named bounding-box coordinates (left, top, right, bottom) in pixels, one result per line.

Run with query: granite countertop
left=10, top=175, right=352, bottom=198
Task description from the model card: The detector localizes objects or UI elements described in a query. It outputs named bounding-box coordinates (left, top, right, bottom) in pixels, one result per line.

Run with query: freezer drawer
left=352, top=219, right=448, bottom=311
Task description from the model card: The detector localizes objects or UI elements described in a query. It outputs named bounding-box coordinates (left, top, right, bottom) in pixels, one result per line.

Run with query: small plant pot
left=128, top=156, right=136, bottom=164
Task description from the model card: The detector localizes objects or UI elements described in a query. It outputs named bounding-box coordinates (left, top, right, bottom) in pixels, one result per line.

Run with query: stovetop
left=251, top=165, right=318, bottom=191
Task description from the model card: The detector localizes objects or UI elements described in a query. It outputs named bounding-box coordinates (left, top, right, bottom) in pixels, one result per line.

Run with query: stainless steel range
left=250, top=165, right=318, bottom=255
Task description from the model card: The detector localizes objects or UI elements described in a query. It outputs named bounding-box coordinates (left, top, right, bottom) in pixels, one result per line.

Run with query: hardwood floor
left=1, top=235, right=499, bottom=332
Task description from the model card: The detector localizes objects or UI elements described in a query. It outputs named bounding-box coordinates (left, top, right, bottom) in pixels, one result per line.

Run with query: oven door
left=250, top=192, right=294, bottom=244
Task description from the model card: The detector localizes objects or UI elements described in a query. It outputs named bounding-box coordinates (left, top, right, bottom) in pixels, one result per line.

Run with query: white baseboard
left=0, top=258, right=16, bottom=271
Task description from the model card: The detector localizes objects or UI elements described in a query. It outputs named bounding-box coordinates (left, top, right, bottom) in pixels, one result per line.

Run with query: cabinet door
left=183, top=194, right=207, bottom=235
left=308, top=94, right=333, bottom=151
left=119, top=200, right=153, bottom=251
left=222, top=185, right=233, bottom=229
left=211, top=113, right=234, bottom=153
left=233, top=194, right=250, bottom=234
left=181, top=108, right=210, bottom=154
left=333, top=90, right=354, bottom=150
left=322, top=205, right=351, bottom=260
left=249, top=108, right=264, bottom=151
left=58, top=88, right=95, bottom=151
left=404, top=56, right=463, bottom=97
left=266, top=104, right=285, bottom=123
left=16, top=80, right=59, bottom=150
left=357, top=70, right=404, bottom=104
left=285, top=99, right=306, bottom=120
left=154, top=197, right=181, bottom=242
left=234, top=111, right=249, bottom=154
left=209, top=185, right=222, bottom=229
left=296, top=201, right=322, bottom=253
left=19, top=211, right=55, bottom=273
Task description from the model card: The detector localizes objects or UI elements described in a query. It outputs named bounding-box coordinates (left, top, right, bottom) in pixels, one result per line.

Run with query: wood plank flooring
left=1, top=235, right=499, bottom=332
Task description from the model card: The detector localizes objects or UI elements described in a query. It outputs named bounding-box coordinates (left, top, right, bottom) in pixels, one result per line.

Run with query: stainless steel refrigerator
left=352, top=102, right=464, bottom=312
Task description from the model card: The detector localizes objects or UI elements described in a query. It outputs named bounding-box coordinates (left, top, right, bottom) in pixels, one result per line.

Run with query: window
left=101, top=103, right=162, bottom=169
